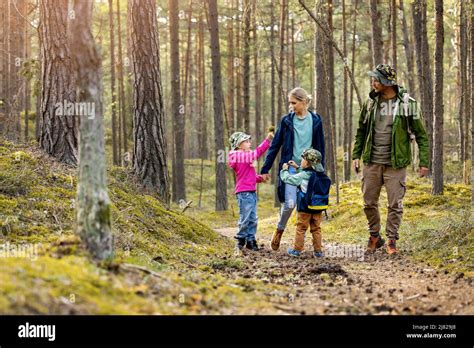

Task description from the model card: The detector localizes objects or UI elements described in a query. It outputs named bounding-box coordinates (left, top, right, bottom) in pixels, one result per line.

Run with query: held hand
left=282, top=163, right=289, bottom=170
left=260, top=174, right=270, bottom=182
left=352, top=159, right=360, bottom=174
left=418, top=167, right=429, bottom=178
left=267, top=132, right=274, bottom=141
left=288, top=160, right=298, bottom=168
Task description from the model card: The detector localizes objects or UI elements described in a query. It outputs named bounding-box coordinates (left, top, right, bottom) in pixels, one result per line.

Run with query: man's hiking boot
left=387, top=239, right=399, bottom=255
left=271, top=229, right=284, bottom=251
left=246, top=240, right=259, bottom=251
left=366, top=234, right=385, bottom=253
left=235, top=238, right=246, bottom=250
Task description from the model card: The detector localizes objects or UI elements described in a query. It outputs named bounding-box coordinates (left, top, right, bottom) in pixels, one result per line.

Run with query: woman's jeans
left=235, top=191, right=258, bottom=241
left=277, top=166, right=297, bottom=230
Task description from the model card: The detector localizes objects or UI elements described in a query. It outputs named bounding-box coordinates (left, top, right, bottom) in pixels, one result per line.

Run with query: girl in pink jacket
left=228, top=131, right=273, bottom=251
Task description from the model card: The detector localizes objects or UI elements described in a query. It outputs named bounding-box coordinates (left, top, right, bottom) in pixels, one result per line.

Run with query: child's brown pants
left=294, top=212, right=322, bottom=252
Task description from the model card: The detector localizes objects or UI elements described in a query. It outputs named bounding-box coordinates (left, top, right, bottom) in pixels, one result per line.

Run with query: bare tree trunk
left=226, top=1, right=235, bottom=134
left=169, top=0, right=186, bottom=203
left=413, top=0, right=434, bottom=173
left=391, top=0, right=397, bottom=69
left=197, top=12, right=208, bottom=160
left=252, top=0, right=261, bottom=143
left=242, top=0, right=251, bottom=133
left=458, top=0, right=470, bottom=184
left=326, top=0, right=336, bottom=182
left=181, top=0, right=193, bottom=159
left=275, top=0, right=287, bottom=207
left=432, top=0, right=444, bottom=195
left=291, top=18, right=296, bottom=87
left=108, top=0, right=119, bottom=165
left=348, top=0, right=359, bottom=182
left=129, top=0, right=170, bottom=204
left=399, top=0, right=415, bottom=95
left=207, top=0, right=228, bottom=211
left=38, top=0, right=78, bottom=166
left=270, top=0, right=277, bottom=185
left=116, top=0, right=128, bottom=156
left=235, top=10, right=243, bottom=131
left=342, top=0, right=350, bottom=182
left=72, top=0, right=113, bottom=260
left=5, top=0, right=26, bottom=142
left=369, top=0, right=384, bottom=66
left=0, top=0, right=7, bottom=134
left=23, top=2, right=30, bottom=142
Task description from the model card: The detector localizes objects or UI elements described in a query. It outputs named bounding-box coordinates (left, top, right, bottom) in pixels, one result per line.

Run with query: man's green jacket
left=352, top=86, right=429, bottom=169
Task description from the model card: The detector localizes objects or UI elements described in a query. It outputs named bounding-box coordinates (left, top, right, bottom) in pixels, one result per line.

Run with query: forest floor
left=213, top=222, right=473, bottom=314
left=0, top=141, right=472, bottom=314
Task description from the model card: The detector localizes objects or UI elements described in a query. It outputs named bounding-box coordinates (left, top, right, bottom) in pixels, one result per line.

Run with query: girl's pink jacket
left=228, top=138, right=270, bottom=194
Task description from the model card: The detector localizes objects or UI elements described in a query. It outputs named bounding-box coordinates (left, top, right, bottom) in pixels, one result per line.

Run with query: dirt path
left=214, top=221, right=473, bottom=315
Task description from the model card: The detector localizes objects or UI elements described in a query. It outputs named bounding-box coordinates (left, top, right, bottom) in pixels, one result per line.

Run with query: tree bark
left=342, top=0, right=349, bottom=182
left=207, top=0, right=228, bottom=211
left=391, top=0, right=397, bottom=69
left=412, top=0, right=434, bottom=173
left=71, top=0, right=113, bottom=260
left=38, top=0, right=78, bottom=166
left=169, top=0, right=186, bottom=203
left=242, top=0, right=251, bottom=133
left=129, top=0, right=170, bottom=204
left=116, top=0, right=128, bottom=156
left=252, top=0, right=261, bottom=143
left=399, top=0, right=416, bottom=95
left=432, top=0, right=444, bottom=195
left=108, top=0, right=119, bottom=165
left=369, top=0, right=384, bottom=66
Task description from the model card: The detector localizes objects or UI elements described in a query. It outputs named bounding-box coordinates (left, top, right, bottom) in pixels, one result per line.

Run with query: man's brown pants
left=294, top=212, right=323, bottom=252
left=362, top=163, right=407, bottom=240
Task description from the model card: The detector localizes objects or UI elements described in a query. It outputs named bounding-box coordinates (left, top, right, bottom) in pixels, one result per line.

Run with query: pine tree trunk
left=412, top=0, right=434, bottom=173
left=108, top=0, right=119, bottom=165
left=169, top=0, right=186, bottom=203
left=226, top=2, right=235, bottom=134
left=252, top=0, right=261, bottom=143
left=348, top=0, right=359, bottom=182
left=5, top=0, right=26, bottom=142
left=71, top=0, right=113, bottom=260
left=342, top=0, right=350, bottom=182
left=197, top=12, right=208, bottom=160
left=432, top=0, right=444, bottom=195
left=242, top=0, right=251, bottom=133
left=391, top=0, right=397, bottom=69
left=116, top=0, right=128, bottom=156
left=129, top=0, right=170, bottom=204
left=369, top=0, right=384, bottom=66
left=207, top=0, right=228, bottom=211
left=38, top=0, right=78, bottom=166
left=399, top=0, right=416, bottom=96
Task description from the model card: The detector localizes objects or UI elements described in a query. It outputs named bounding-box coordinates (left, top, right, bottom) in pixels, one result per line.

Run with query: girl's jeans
left=236, top=191, right=258, bottom=241
left=277, top=166, right=297, bottom=230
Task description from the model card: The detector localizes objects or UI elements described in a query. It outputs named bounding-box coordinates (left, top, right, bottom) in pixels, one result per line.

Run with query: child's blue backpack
left=297, top=170, right=331, bottom=213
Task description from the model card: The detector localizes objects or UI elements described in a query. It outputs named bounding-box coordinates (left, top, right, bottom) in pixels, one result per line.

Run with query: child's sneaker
left=287, top=248, right=301, bottom=257
left=235, top=238, right=246, bottom=250
left=246, top=240, right=259, bottom=251
left=313, top=251, right=324, bottom=258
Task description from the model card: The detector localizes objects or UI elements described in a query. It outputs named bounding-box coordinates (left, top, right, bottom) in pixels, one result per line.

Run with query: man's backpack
left=297, top=170, right=331, bottom=213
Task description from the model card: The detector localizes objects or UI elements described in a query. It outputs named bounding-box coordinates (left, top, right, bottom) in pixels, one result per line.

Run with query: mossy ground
left=0, top=140, right=472, bottom=314
left=0, top=141, right=288, bottom=314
